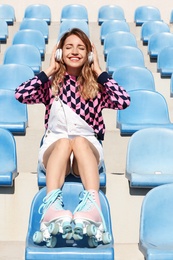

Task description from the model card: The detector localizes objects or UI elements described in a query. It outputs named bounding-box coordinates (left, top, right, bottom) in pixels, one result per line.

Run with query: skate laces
left=73, top=190, right=107, bottom=231
left=39, top=189, right=63, bottom=222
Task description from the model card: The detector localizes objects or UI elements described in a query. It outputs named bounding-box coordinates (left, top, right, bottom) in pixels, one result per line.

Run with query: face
left=62, top=34, right=88, bottom=75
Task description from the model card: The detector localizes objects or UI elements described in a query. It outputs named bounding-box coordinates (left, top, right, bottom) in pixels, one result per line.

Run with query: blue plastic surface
left=0, top=64, right=34, bottom=90
left=0, top=89, right=28, bottom=135
left=157, top=46, right=173, bottom=78
left=0, top=128, right=18, bottom=186
left=141, top=21, right=170, bottom=45
left=3, top=44, right=42, bottom=75
left=0, top=19, right=8, bottom=42
left=126, top=127, right=173, bottom=188
left=0, top=4, right=15, bottom=25
left=24, top=4, right=51, bottom=25
left=139, top=183, right=173, bottom=259
left=20, top=18, right=49, bottom=43
left=60, top=4, right=88, bottom=23
left=134, top=6, right=162, bottom=26
left=106, top=46, right=145, bottom=76
left=117, top=90, right=173, bottom=136
left=100, top=20, right=130, bottom=45
left=98, top=5, right=125, bottom=25
left=25, top=182, right=114, bottom=259
left=112, top=66, right=155, bottom=92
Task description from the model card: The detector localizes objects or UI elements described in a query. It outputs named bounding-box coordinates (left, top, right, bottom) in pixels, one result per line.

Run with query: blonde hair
left=52, top=28, right=100, bottom=100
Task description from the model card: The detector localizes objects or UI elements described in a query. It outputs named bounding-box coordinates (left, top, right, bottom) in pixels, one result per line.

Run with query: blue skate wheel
left=88, top=236, right=98, bottom=248
left=33, top=231, right=43, bottom=244
left=86, top=224, right=97, bottom=236
left=49, top=222, right=59, bottom=235
left=46, top=236, right=57, bottom=248
left=102, top=232, right=112, bottom=244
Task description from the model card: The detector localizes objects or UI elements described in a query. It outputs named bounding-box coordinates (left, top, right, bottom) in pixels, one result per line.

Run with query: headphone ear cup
left=88, top=51, right=93, bottom=64
left=55, top=49, right=62, bottom=61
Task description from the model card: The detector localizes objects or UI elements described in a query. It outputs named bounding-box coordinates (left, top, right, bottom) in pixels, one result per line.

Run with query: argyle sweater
left=15, top=71, right=130, bottom=140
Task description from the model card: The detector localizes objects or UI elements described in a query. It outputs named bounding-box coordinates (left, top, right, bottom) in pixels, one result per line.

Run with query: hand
left=44, top=45, right=61, bottom=77
left=91, top=43, right=102, bottom=77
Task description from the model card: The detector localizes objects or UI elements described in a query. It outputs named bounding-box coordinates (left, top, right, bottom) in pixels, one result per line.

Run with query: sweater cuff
left=37, top=71, right=49, bottom=83
left=97, top=71, right=110, bottom=84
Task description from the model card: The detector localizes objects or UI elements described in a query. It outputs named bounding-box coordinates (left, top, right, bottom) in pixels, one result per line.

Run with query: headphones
left=55, top=48, right=94, bottom=64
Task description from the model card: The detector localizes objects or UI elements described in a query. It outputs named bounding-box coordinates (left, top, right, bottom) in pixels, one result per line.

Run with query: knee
left=72, top=136, right=89, bottom=150
left=54, top=138, right=72, bottom=152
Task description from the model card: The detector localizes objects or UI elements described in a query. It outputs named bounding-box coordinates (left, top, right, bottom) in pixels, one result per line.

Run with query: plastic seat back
left=139, top=183, right=173, bottom=259
left=0, top=19, right=8, bottom=41
left=112, top=66, right=155, bottom=92
left=12, top=29, right=46, bottom=59
left=0, top=128, right=18, bottom=186
left=58, top=20, right=89, bottom=40
left=100, top=20, right=130, bottom=44
left=24, top=4, right=51, bottom=25
left=148, top=32, right=173, bottom=60
left=126, top=128, right=173, bottom=188
left=3, top=44, right=42, bottom=75
left=104, top=31, right=137, bottom=60
left=117, top=90, right=173, bottom=136
left=141, top=20, right=170, bottom=45
left=25, top=183, right=114, bottom=259
left=170, top=73, right=173, bottom=97
left=19, top=18, right=49, bottom=43
left=0, top=64, right=34, bottom=90
left=134, top=5, right=162, bottom=26
left=98, top=5, right=125, bottom=25
left=0, top=4, right=15, bottom=25
left=60, top=4, right=88, bottom=23
left=157, top=46, right=173, bottom=78
left=0, top=89, right=28, bottom=135
left=106, top=46, right=145, bottom=75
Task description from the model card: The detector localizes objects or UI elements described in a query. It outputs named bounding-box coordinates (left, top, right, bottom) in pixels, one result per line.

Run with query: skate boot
left=73, top=189, right=112, bottom=247
left=33, top=189, right=73, bottom=247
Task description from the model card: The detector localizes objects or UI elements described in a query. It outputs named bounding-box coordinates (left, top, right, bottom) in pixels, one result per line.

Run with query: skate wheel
left=62, top=222, right=72, bottom=234
left=73, top=233, right=83, bottom=240
left=46, top=236, right=57, bottom=248
left=87, top=224, right=97, bottom=236
left=88, top=236, right=98, bottom=248
left=73, top=223, right=83, bottom=240
left=49, top=222, right=59, bottom=235
left=102, top=232, right=112, bottom=244
left=33, top=231, right=43, bottom=244
left=62, top=231, right=73, bottom=240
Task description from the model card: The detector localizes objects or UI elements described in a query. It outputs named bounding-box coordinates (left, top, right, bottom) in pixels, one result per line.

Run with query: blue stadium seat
left=126, top=128, right=173, bottom=188
left=0, top=89, right=28, bottom=135
left=98, top=5, right=125, bottom=25
left=103, top=31, right=137, bottom=60
left=0, top=128, right=18, bottom=186
left=0, top=19, right=8, bottom=42
left=100, top=20, right=130, bottom=45
left=12, top=29, right=46, bottom=60
left=24, top=4, right=51, bottom=25
left=117, top=90, right=173, bottom=136
left=139, top=183, right=173, bottom=259
left=60, top=4, right=88, bottom=23
left=112, top=66, right=155, bottom=92
left=106, top=46, right=145, bottom=76
left=170, top=73, right=173, bottom=97
left=58, top=20, right=89, bottom=40
left=141, top=20, right=170, bottom=45
left=134, top=5, right=162, bottom=26
left=148, top=32, right=173, bottom=61
left=0, top=4, right=15, bottom=25
left=19, top=18, right=49, bottom=43
left=25, top=182, right=114, bottom=260
left=157, top=46, right=173, bottom=78
left=3, top=44, right=42, bottom=75
left=0, top=64, right=34, bottom=90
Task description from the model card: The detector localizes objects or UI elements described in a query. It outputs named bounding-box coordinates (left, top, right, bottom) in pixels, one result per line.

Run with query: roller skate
left=33, top=188, right=73, bottom=248
left=73, top=189, right=112, bottom=248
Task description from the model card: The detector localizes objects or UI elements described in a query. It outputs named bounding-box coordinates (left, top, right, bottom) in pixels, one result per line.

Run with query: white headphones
left=55, top=48, right=93, bottom=64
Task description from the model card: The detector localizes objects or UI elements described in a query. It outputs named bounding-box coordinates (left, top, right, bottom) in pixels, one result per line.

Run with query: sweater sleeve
left=15, top=71, right=52, bottom=105
left=98, top=72, right=131, bottom=110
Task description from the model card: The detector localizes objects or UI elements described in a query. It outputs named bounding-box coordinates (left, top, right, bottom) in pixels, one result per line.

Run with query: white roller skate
left=33, top=189, right=73, bottom=248
left=73, top=189, right=112, bottom=248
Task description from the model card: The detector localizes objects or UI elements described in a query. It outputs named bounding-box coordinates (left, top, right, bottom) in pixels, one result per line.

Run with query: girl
left=15, top=28, right=130, bottom=245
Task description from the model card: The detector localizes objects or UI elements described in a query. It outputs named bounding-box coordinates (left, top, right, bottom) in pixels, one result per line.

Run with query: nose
left=71, top=47, right=79, bottom=55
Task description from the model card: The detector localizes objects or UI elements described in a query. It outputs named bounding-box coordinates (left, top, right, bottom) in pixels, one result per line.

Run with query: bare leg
left=43, top=138, right=72, bottom=193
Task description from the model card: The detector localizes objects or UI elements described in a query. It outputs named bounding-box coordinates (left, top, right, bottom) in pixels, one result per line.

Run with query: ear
left=55, top=49, right=62, bottom=61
